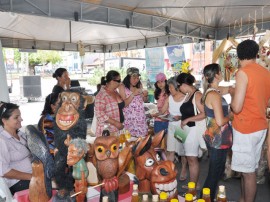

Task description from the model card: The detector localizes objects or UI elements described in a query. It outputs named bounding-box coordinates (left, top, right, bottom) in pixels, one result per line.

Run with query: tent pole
left=0, top=40, right=10, bottom=102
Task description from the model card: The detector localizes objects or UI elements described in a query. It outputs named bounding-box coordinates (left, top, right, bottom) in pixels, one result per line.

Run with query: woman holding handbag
left=177, top=73, right=205, bottom=189
left=201, top=63, right=233, bottom=201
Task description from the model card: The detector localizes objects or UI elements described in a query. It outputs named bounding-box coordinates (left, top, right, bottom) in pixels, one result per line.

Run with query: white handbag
left=192, top=91, right=207, bottom=151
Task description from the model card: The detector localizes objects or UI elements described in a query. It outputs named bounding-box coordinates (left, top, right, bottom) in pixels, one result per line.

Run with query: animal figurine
left=66, top=137, right=89, bottom=202
left=133, top=131, right=178, bottom=200
left=91, top=132, right=134, bottom=202
left=53, top=91, right=88, bottom=201
left=25, top=125, right=55, bottom=201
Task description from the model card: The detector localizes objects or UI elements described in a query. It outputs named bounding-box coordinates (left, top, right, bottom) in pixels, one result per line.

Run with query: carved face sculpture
left=134, top=131, right=177, bottom=199
left=67, top=144, right=85, bottom=166
left=94, top=136, right=120, bottom=179
left=150, top=161, right=177, bottom=200
left=56, top=92, right=80, bottom=130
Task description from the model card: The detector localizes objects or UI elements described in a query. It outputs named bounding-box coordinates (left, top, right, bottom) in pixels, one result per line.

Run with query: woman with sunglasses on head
left=0, top=103, right=32, bottom=195
left=201, top=63, right=233, bottom=201
left=118, top=67, right=148, bottom=138
left=95, top=70, right=125, bottom=136
left=176, top=72, right=205, bottom=190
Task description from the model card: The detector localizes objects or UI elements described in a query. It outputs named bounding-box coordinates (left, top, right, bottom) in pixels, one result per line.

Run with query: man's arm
left=230, top=70, right=248, bottom=114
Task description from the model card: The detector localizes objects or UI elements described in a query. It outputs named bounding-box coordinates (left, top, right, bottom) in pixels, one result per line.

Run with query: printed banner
left=145, top=48, right=164, bottom=82
left=166, top=45, right=185, bottom=73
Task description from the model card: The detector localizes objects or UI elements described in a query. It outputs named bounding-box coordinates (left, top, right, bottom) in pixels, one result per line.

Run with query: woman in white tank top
left=154, top=76, right=188, bottom=181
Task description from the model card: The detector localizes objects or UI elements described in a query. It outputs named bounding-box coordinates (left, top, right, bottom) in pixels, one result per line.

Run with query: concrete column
left=0, top=40, right=10, bottom=102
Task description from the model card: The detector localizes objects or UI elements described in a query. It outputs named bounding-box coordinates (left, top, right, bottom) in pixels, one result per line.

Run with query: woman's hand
left=181, top=119, right=189, bottom=128
left=133, top=88, right=143, bottom=96
left=173, top=116, right=181, bottom=121
left=114, top=121, right=124, bottom=130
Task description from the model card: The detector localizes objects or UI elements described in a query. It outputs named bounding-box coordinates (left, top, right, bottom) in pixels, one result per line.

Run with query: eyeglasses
left=113, top=79, right=121, bottom=83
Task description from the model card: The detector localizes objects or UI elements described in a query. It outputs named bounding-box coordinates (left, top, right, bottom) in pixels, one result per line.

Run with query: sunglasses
left=113, top=79, right=121, bottom=83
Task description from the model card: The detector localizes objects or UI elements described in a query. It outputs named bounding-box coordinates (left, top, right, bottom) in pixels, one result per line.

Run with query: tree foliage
left=28, top=50, right=63, bottom=74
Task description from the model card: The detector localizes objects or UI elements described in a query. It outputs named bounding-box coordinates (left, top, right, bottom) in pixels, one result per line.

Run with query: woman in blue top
left=201, top=63, right=233, bottom=201
left=38, top=92, right=60, bottom=154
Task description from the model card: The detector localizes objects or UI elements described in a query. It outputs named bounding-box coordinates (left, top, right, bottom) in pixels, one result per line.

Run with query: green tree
left=28, top=50, right=62, bottom=75
left=14, top=49, right=21, bottom=73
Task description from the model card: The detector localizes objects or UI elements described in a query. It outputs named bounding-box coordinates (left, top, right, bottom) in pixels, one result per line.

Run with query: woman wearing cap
left=95, top=70, right=125, bottom=136
left=52, top=68, right=71, bottom=95
left=153, top=73, right=170, bottom=134
left=177, top=72, right=205, bottom=189
left=0, top=103, right=32, bottom=194
left=119, top=67, right=148, bottom=137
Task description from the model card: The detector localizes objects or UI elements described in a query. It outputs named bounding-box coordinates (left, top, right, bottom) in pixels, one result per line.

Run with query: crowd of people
left=0, top=39, right=270, bottom=202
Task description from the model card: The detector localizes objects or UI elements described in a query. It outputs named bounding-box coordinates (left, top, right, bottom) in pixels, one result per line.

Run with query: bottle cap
left=197, top=199, right=205, bottom=202
left=170, top=199, right=179, bottom=202
left=203, top=187, right=210, bottom=195
left=133, top=184, right=138, bottom=190
left=185, top=193, right=193, bottom=201
left=142, top=194, right=148, bottom=201
left=188, top=182, right=196, bottom=189
left=152, top=195, right=159, bottom=201
left=159, top=192, right=168, bottom=200
left=219, top=185, right=225, bottom=192
left=102, top=196, right=109, bottom=202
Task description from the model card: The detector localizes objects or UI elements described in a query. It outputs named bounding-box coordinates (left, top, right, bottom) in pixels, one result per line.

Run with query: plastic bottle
left=152, top=194, right=159, bottom=202
left=185, top=193, right=193, bottom=202
left=216, top=185, right=227, bottom=202
left=187, top=182, right=197, bottom=200
left=159, top=192, right=168, bottom=202
left=142, top=194, right=149, bottom=202
left=131, top=184, right=139, bottom=202
left=202, top=188, right=211, bottom=202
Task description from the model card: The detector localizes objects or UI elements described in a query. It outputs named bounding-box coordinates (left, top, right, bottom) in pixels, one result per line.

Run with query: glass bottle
left=187, top=182, right=197, bottom=200
left=159, top=192, right=168, bottom=202
left=202, top=188, right=211, bottom=202
left=185, top=193, right=193, bottom=202
left=216, top=185, right=227, bottom=202
left=131, top=184, right=139, bottom=202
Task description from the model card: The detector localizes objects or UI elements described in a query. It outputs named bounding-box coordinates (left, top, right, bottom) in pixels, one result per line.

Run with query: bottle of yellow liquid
left=125, top=129, right=131, bottom=140
left=119, top=131, right=126, bottom=144
left=202, top=188, right=211, bottom=202
left=131, top=184, right=139, bottom=202
left=186, top=182, right=196, bottom=200
left=216, top=185, right=227, bottom=202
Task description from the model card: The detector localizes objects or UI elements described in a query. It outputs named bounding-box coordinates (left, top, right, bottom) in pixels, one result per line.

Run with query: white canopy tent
left=0, top=0, right=270, bottom=52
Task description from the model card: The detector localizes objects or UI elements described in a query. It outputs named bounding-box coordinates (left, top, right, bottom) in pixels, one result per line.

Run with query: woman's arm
left=208, top=91, right=230, bottom=126
left=3, top=169, right=32, bottom=181
left=151, top=97, right=169, bottom=117
left=119, top=84, right=143, bottom=107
